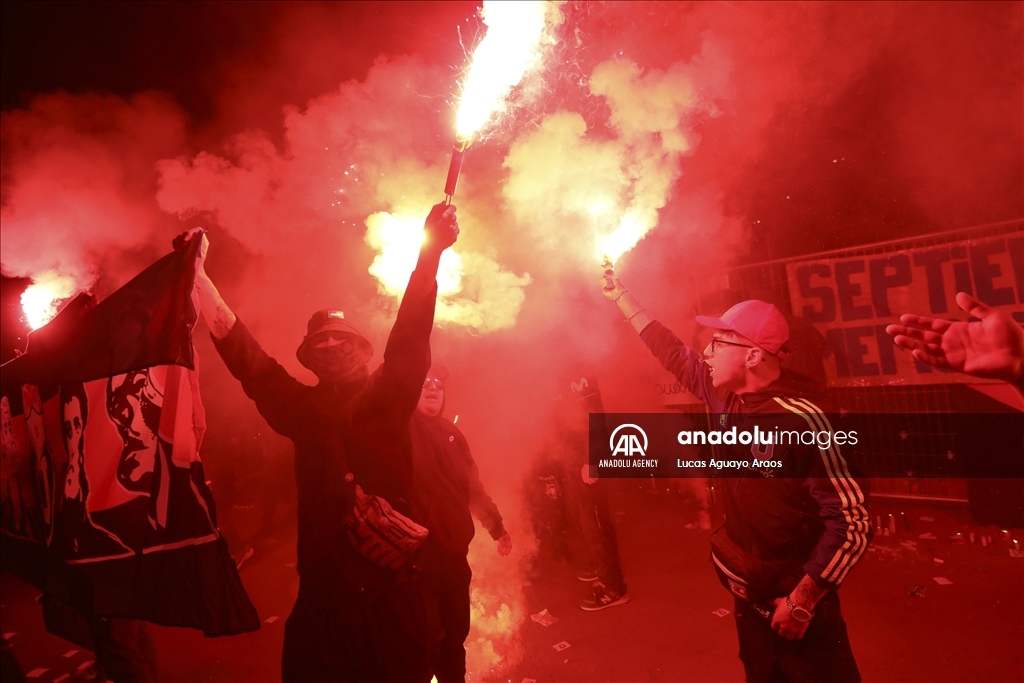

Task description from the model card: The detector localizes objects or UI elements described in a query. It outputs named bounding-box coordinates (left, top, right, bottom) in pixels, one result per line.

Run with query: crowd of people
left=25, top=201, right=1024, bottom=682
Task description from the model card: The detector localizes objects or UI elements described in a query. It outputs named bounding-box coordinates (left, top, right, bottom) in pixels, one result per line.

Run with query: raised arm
left=601, top=265, right=727, bottom=411
left=191, top=231, right=237, bottom=340
left=601, top=264, right=655, bottom=334
left=183, top=229, right=308, bottom=438
left=361, top=204, right=460, bottom=422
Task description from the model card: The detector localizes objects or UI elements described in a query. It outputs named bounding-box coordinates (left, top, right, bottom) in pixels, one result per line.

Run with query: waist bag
left=346, top=484, right=429, bottom=570
left=710, top=526, right=800, bottom=608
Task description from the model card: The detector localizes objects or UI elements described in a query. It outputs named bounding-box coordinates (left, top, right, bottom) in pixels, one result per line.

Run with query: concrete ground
left=2, top=482, right=1022, bottom=682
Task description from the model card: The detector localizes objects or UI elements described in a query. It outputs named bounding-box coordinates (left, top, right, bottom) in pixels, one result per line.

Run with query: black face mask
left=307, top=345, right=366, bottom=383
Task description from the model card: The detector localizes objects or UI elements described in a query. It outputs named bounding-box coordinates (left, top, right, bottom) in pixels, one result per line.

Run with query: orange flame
left=365, top=211, right=464, bottom=298
left=454, top=1, right=559, bottom=140
left=467, top=587, right=516, bottom=678
left=464, top=533, right=526, bottom=681
left=364, top=210, right=530, bottom=333
left=595, top=211, right=649, bottom=266
left=21, top=273, right=77, bottom=330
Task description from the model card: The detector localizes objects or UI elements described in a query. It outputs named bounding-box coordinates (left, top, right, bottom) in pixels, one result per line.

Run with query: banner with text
left=785, top=234, right=1023, bottom=386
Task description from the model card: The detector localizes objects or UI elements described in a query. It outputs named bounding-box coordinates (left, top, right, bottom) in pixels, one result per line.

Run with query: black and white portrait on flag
left=1, top=236, right=258, bottom=636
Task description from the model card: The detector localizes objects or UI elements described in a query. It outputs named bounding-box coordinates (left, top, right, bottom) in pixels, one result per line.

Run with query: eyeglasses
left=705, top=337, right=755, bottom=355
left=423, top=378, right=446, bottom=390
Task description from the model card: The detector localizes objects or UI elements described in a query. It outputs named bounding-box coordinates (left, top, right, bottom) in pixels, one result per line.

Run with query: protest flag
left=1, top=235, right=259, bottom=636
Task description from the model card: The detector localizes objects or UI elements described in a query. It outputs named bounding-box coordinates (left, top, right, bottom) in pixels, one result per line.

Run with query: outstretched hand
left=423, top=203, right=460, bottom=252
left=885, top=292, right=1024, bottom=383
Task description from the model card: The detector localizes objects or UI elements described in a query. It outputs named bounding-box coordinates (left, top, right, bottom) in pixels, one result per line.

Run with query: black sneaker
left=577, top=563, right=599, bottom=582
left=579, top=583, right=630, bottom=611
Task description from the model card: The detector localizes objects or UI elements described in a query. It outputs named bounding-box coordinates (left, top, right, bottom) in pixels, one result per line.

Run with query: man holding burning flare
left=189, top=203, right=459, bottom=682
left=601, top=268, right=870, bottom=683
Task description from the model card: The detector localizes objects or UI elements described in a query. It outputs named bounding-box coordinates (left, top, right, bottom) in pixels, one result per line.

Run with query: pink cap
left=696, top=300, right=790, bottom=356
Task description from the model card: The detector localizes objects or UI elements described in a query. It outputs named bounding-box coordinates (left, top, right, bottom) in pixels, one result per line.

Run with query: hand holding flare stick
left=601, top=260, right=654, bottom=333
left=602, top=257, right=615, bottom=279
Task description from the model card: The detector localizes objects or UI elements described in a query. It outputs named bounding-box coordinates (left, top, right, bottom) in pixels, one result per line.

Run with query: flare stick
left=443, top=139, right=470, bottom=204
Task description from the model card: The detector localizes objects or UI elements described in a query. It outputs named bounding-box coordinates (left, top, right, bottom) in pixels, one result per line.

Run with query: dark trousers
left=87, top=618, right=158, bottom=683
left=420, top=550, right=473, bottom=683
left=733, top=592, right=861, bottom=683
left=42, top=597, right=157, bottom=683
left=281, top=580, right=430, bottom=683
left=565, top=472, right=626, bottom=593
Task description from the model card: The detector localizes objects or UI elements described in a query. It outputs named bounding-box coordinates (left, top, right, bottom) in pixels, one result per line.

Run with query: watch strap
left=785, top=595, right=814, bottom=622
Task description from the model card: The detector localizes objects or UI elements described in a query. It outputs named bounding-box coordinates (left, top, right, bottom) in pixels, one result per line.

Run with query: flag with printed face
left=0, top=236, right=259, bottom=636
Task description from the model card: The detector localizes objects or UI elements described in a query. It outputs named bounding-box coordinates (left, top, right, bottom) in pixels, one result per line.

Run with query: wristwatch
left=785, top=596, right=814, bottom=622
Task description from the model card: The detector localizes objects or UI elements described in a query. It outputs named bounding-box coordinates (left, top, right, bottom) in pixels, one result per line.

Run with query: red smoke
left=2, top=2, right=1021, bottom=675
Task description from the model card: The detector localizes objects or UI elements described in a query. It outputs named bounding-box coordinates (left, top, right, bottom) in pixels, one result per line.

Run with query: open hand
left=886, top=292, right=1024, bottom=383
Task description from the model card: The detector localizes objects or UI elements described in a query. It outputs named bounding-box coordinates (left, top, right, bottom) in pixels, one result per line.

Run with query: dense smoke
left=503, top=42, right=727, bottom=264
left=1, top=92, right=187, bottom=294
left=2, top=1, right=1021, bottom=676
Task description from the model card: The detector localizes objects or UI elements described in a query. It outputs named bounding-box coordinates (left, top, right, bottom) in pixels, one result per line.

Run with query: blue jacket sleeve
left=640, top=321, right=731, bottom=412
left=802, top=461, right=872, bottom=587
left=776, top=400, right=873, bottom=588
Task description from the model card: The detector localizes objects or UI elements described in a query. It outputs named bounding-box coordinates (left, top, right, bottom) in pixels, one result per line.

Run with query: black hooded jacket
left=409, top=412, right=505, bottom=557
left=211, top=266, right=437, bottom=600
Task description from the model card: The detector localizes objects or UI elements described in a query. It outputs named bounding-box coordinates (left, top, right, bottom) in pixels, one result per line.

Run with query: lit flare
left=596, top=212, right=649, bottom=266
left=365, top=212, right=463, bottom=298
left=443, top=2, right=558, bottom=202
left=454, top=1, right=554, bottom=140
left=21, top=273, right=77, bottom=330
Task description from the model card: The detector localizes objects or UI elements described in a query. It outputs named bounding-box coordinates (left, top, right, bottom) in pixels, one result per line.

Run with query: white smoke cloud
left=157, top=55, right=530, bottom=338
left=502, top=43, right=726, bottom=265
left=364, top=211, right=531, bottom=334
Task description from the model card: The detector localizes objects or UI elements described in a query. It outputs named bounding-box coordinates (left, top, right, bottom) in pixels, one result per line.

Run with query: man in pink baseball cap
left=601, top=267, right=870, bottom=683
left=691, top=299, right=791, bottom=395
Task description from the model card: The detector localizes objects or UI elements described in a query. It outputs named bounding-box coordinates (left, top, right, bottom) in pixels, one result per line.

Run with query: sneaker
left=579, top=583, right=631, bottom=611
left=577, top=563, right=600, bottom=582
